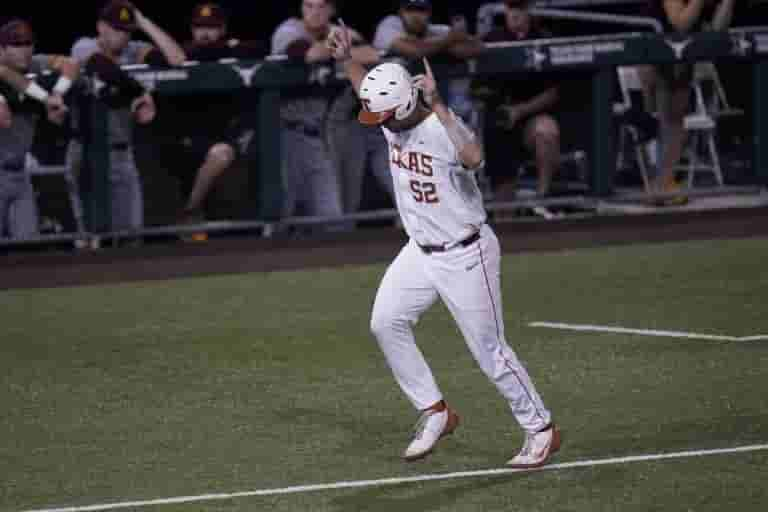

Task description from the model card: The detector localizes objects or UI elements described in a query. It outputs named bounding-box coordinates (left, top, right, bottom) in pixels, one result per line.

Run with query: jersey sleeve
left=127, top=41, right=153, bottom=64
left=428, top=24, right=451, bottom=37
left=373, top=16, right=405, bottom=52
left=71, top=38, right=99, bottom=64
left=271, top=19, right=303, bottom=55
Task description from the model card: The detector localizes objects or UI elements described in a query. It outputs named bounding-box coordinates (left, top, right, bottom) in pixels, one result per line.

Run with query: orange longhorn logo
left=120, top=8, right=131, bottom=22
left=201, top=5, right=213, bottom=17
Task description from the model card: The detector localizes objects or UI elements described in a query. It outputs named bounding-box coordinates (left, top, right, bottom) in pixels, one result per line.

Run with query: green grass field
left=2, top=238, right=767, bottom=512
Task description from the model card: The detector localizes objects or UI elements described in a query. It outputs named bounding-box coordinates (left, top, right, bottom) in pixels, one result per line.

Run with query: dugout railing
left=3, top=23, right=768, bottom=248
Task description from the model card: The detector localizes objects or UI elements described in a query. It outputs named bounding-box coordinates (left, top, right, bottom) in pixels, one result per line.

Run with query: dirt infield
left=1, top=207, right=767, bottom=291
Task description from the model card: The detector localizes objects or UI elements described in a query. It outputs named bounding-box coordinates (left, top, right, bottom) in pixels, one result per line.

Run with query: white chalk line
left=20, top=443, right=768, bottom=512
left=529, top=322, right=768, bottom=342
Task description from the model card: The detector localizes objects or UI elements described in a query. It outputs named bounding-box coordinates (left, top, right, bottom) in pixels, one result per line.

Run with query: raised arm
left=389, top=31, right=467, bottom=59
left=0, top=62, right=67, bottom=123
left=710, top=0, right=736, bottom=31
left=415, top=58, right=484, bottom=170
left=133, top=8, right=186, bottom=65
left=327, top=21, right=373, bottom=94
left=663, top=0, right=707, bottom=33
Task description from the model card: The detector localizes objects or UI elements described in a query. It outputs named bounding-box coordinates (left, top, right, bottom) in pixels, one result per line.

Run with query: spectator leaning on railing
left=480, top=0, right=562, bottom=199
left=271, top=0, right=379, bottom=231
left=152, top=3, right=269, bottom=240
left=69, top=0, right=186, bottom=239
left=0, top=19, right=78, bottom=240
left=639, top=0, right=736, bottom=205
left=373, top=0, right=485, bottom=120
left=325, top=24, right=390, bottom=231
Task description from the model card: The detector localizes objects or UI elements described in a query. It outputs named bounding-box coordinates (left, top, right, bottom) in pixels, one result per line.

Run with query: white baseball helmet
left=358, top=62, right=418, bottom=126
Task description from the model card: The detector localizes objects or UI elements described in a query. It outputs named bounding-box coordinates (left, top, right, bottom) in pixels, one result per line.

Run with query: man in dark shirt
left=483, top=0, right=561, bottom=198
left=157, top=3, right=268, bottom=234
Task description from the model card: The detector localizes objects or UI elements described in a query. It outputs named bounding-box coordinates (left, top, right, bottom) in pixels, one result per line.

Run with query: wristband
left=53, top=76, right=73, bottom=95
left=24, top=82, right=50, bottom=103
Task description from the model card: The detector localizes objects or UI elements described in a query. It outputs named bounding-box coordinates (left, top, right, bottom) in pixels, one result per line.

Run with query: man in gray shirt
left=271, top=0, right=379, bottom=231
left=0, top=19, right=78, bottom=239
left=70, top=0, right=185, bottom=235
left=374, top=0, right=484, bottom=120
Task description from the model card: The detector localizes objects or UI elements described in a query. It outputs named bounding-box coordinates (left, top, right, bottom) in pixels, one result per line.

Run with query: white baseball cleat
left=506, top=423, right=561, bottom=469
left=403, top=401, right=460, bottom=462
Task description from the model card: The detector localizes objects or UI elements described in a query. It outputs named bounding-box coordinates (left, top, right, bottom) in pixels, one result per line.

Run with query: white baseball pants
left=370, top=224, right=552, bottom=434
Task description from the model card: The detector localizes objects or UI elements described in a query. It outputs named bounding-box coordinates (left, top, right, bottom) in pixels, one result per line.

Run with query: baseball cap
left=400, top=0, right=432, bottom=10
left=191, top=3, right=228, bottom=27
left=0, top=19, right=35, bottom=45
left=99, top=0, right=138, bottom=32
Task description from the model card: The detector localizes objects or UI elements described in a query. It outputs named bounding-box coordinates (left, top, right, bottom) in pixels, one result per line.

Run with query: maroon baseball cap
left=0, top=19, right=35, bottom=45
left=99, top=0, right=138, bottom=32
left=191, top=3, right=228, bottom=27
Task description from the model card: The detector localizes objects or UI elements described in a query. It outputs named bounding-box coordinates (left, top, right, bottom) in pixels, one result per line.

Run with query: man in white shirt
left=328, top=23, right=560, bottom=468
left=374, top=0, right=484, bottom=120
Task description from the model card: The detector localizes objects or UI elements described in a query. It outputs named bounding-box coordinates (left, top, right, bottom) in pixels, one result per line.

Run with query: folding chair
left=678, top=62, right=726, bottom=187
left=614, top=66, right=656, bottom=193
left=693, top=61, right=744, bottom=120
left=26, top=147, right=87, bottom=238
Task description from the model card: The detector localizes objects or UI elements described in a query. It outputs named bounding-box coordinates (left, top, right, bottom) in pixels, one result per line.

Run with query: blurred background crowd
left=0, top=0, right=765, bottom=245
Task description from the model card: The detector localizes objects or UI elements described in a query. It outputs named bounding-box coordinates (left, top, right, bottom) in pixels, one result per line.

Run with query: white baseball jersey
left=382, top=112, right=486, bottom=248
left=371, top=110, right=552, bottom=436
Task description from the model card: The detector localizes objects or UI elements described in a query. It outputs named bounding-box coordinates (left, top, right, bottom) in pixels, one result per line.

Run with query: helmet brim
left=358, top=108, right=395, bottom=126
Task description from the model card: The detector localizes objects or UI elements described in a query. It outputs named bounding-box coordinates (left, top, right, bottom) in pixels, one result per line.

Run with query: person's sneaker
left=650, top=180, right=689, bottom=207
left=177, top=208, right=208, bottom=242
left=506, top=424, right=561, bottom=469
left=403, top=401, right=460, bottom=462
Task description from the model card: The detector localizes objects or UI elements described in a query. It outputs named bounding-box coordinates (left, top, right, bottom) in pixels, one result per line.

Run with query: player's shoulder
left=376, top=15, right=403, bottom=32
left=71, top=37, right=98, bottom=58
left=273, top=17, right=304, bottom=37
left=421, top=113, right=460, bottom=154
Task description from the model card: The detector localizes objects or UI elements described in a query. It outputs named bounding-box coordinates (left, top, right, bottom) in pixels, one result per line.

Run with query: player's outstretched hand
left=413, top=58, right=442, bottom=108
left=131, top=92, right=156, bottom=125
left=327, top=19, right=353, bottom=61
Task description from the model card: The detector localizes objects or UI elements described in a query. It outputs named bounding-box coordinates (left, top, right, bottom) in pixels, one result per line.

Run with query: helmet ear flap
left=395, top=85, right=418, bottom=121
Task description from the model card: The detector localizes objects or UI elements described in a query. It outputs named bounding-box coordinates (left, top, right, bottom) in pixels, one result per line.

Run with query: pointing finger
left=422, top=58, right=434, bottom=79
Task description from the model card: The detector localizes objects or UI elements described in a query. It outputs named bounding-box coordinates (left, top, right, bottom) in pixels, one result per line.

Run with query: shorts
left=158, top=133, right=241, bottom=196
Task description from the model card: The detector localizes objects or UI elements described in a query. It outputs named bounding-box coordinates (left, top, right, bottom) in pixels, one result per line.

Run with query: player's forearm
left=306, top=41, right=333, bottom=64
left=711, top=0, right=735, bottom=31
left=139, top=17, right=186, bottom=66
left=664, top=0, right=707, bottom=33
left=49, top=56, right=80, bottom=80
left=85, top=53, right=146, bottom=99
left=342, top=58, right=368, bottom=95
left=48, top=56, right=80, bottom=96
left=447, top=38, right=485, bottom=59
left=433, top=102, right=484, bottom=170
left=391, top=35, right=455, bottom=59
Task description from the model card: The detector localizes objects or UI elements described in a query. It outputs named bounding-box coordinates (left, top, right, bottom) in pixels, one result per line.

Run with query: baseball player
left=328, top=24, right=560, bottom=466
left=70, top=0, right=185, bottom=235
left=271, top=0, right=379, bottom=231
left=0, top=19, right=77, bottom=239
